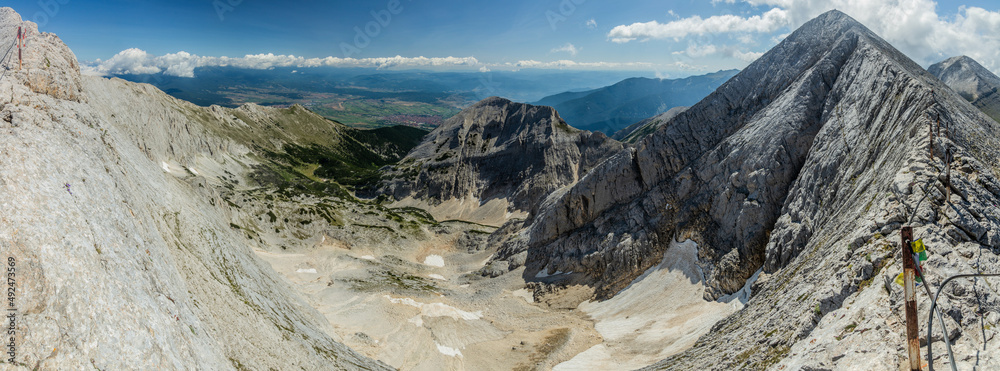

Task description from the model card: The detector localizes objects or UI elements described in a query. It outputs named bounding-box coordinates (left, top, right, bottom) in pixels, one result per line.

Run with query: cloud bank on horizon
left=78, top=0, right=1000, bottom=78
left=610, top=0, right=1000, bottom=72
left=80, top=49, right=659, bottom=77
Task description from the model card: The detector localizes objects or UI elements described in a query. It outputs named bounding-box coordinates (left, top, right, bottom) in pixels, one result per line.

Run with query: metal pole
left=17, top=26, right=22, bottom=70
left=945, top=147, right=951, bottom=204
left=927, top=273, right=1000, bottom=371
left=902, top=226, right=921, bottom=370
left=929, top=121, right=934, bottom=161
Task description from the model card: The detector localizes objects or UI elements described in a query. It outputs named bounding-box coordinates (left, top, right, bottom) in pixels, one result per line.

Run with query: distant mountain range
left=533, top=70, right=738, bottom=134
left=111, top=67, right=651, bottom=129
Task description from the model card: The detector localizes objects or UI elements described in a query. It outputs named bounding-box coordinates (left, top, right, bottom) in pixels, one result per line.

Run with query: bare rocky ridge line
left=645, top=12, right=1000, bottom=370
left=474, top=10, right=1000, bottom=369
left=377, top=96, right=623, bottom=221
left=929, top=55, right=1000, bottom=124
left=0, top=8, right=391, bottom=369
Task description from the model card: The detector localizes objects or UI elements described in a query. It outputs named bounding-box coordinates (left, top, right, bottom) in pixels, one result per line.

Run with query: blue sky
left=6, top=0, right=1000, bottom=77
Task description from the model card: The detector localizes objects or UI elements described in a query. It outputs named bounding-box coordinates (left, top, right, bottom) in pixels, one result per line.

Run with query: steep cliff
left=378, top=97, right=623, bottom=225
left=490, top=13, right=1000, bottom=361
left=929, top=55, right=1000, bottom=123
left=0, top=8, right=391, bottom=369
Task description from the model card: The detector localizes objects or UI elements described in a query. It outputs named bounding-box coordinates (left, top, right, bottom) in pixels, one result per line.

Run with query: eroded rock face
left=0, top=8, right=388, bottom=370
left=495, top=9, right=1000, bottom=312
left=929, top=55, right=1000, bottom=123
left=0, top=8, right=83, bottom=102
left=378, top=96, right=623, bottom=218
left=633, top=11, right=1000, bottom=371
left=928, top=56, right=1000, bottom=102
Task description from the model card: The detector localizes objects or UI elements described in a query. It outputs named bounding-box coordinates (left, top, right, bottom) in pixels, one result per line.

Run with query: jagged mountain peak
left=472, top=95, right=516, bottom=107
left=489, top=11, right=1000, bottom=370
left=929, top=55, right=1000, bottom=103
left=378, top=97, right=621, bottom=225
left=441, top=95, right=567, bottom=133
left=471, top=8, right=1000, bottom=370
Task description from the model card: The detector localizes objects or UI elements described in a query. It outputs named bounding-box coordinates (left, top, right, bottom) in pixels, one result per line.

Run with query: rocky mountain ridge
left=929, top=55, right=1000, bottom=123
left=6, top=4, right=1000, bottom=370
left=377, top=96, right=623, bottom=225
left=482, top=10, right=1000, bottom=369
left=0, top=8, right=405, bottom=369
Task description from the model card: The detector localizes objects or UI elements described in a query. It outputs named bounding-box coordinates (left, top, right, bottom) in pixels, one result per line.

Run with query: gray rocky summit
left=928, top=55, right=1000, bottom=102
left=484, top=9, right=1000, bottom=369
left=929, top=55, right=1000, bottom=123
left=378, top=96, right=622, bottom=218
left=5, top=3, right=1000, bottom=370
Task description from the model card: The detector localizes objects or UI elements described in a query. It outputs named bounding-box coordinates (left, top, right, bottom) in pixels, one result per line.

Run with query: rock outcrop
left=0, top=8, right=82, bottom=102
left=929, top=55, right=1000, bottom=123
left=0, top=9, right=390, bottom=369
left=501, top=10, right=1000, bottom=370
left=378, top=97, right=623, bottom=224
left=493, top=8, right=1000, bottom=319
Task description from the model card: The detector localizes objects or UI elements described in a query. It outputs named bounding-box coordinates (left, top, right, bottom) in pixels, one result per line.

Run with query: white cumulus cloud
left=82, top=49, right=482, bottom=77
left=673, top=42, right=763, bottom=63
left=608, top=0, right=1000, bottom=72
left=586, top=19, right=597, bottom=29
left=550, top=43, right=580, bottom=56
left=608, top=8, right=789, bottom=42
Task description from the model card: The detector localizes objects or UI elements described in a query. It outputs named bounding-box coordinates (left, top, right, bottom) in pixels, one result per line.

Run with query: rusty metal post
left=902, top=226, right=921, bottom=370
left=944, top=147, right=951, bottom=204
left=929, top=121, right=934, bottom=161
left=17, top=26, right=22, bottom=70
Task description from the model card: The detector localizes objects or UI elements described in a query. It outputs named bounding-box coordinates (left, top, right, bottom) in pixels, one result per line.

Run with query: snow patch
left=480, top=254, right=494, bottom=266
left=384, top=296, right=482, bottom=321
left=435, top=342, right=463, bottom=358
left=534, top=269, right=572, bottom=278
left=512, top=288, right=534, bottom=303
left=557, top=239, right=738, bottom=370
left=428, top=274, right=447, bottom=281
left=188, top=167, right=199, bottom=175
left=423, top=255, right=445, bottom=267
left=718, top=268, right=761, bottom=309
left=360, top=255, right=376, bottom=261
left=295, top=268, right=317, bottom=274
left=160, top=161, right=170, bottom=172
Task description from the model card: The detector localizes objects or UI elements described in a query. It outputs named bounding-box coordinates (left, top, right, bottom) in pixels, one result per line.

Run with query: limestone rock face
left=378, top=96, right=623, bottom=218
left=497, top=8, right=1000, bottom=314
left=625, top=12, right=1000, bottom=371
left=0, top=8, right=83, bottom=102
left=928, top=56, right=1000, bottom=102
left=929, top=55, right=1000, bottom=123
left=0, top=8, right=388, bottom=370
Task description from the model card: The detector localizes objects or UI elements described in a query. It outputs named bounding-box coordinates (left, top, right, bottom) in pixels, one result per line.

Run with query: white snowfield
left=555, top=240, right=739, bottom=370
